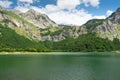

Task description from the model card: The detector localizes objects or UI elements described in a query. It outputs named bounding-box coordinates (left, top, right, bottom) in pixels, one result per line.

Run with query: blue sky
left=0, top=0, right=120, bottom=25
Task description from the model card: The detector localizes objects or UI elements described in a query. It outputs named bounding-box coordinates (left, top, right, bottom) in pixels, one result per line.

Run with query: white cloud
left=15, top=2, right=31, bottom=12
left=47, top=9, right=93, bottom=25
left=82, top=0, right=100, bottom=7
left=93, top=15, right=106, bottom=19
left=15, top=6, right=29, bottom=13
left=106, top=10, right=113, bottom=16
left=0, top=0, right=13, bottom=8
left=57, top=0, right=81, bottom=10
left=31, top=6, right=46, bottom=14
left=45, top=5, right=59, bottom=12
left=18, top=0, right=33, bottom=3
left=47, top=9, right=107, bottom=25
left=15, top=0, right=106, bottom=26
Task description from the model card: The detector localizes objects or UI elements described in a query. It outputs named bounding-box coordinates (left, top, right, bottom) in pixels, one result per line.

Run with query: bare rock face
left=108, top=8, right=120, bottom=24
left=0, top=8, right=41, bottom=40
left=85, top=7, right=120, bottom=40
left=1, top=7, right=120, bottom=41
left=20, top=9, right=57, bottom=28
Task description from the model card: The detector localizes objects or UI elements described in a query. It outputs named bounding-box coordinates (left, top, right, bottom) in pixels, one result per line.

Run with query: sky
left=0, top=0, right=120, bottom=26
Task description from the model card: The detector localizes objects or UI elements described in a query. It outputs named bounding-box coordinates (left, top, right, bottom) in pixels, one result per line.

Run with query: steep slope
left=0, top=24, right=47, bottom=51
left=38, top=7, right=120, bottom=41
left=0, top=8, right=41, bottom=40
left=0, top=8, right=74, bottom=41
left=0, top=8, right=60, bottom=41
left=1, top=7, right=120, bottom=52
left=1, top=7, right=120, bottom=41
left=84, top=8, right=120, bottom=40
left=18, top=9, right=57, bottom=28
left=0, top=7, right=87, bottom=41
left=39, top=25, right=87, bottom=41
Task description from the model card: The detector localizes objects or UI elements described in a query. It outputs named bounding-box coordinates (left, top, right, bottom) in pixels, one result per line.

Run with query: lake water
left=0, top=52, right=120, bottom=80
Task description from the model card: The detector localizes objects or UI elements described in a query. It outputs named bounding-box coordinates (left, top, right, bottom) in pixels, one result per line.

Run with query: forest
left=0, top=25, right=120, bottom=52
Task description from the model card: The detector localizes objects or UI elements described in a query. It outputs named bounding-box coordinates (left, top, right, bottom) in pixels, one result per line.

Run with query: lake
left=0, top=52, right=120, bottom=80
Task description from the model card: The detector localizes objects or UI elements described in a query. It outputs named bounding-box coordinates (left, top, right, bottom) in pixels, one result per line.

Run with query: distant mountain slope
left=0, top=8, right=41, bottom=40
left=85, top=8, right=120, bottom=40
left=15, top=9, right=57, bottom=28
left=0, top=24, right=47, bottom=51
left=1, top=7, right=120, bottom=52
left=0, top=7, right=87, bottom=41
left=0, top=7, right=120, bottom=41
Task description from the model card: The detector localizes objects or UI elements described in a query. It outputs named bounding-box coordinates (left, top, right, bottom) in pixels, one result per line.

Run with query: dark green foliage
left=113, top=38, right=120, bottom=50
left=43, top=40, right=54, bottom=49
left=85, top=19, right=104, bottom=31
left=0, top=24, right=49, bottom=52
left=52, top=33, right=116, bottom=52
left=40, top=31, right=50, bottom=36
left=40, top=28, right=62, bottom=36
left=0, top=24, right=120, bottom=52
left=50, top=29, right=62, bottom=36
left=0, top=9, right=35, bottom=27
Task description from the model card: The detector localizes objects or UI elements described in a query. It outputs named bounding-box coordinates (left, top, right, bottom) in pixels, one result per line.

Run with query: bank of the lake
left=0, top=52, right=120, bottom=56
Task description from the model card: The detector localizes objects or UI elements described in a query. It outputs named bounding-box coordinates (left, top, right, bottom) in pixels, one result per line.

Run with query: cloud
left=45, top=5, right=59, bottom=12
left=46, top=9, right=106, bottom=25
left=15, top=6, right=30, bottom=13
left=57, top=0, right=81, bottom=10
left=18, top=0, right=33, bottom=3
left=106, top=10, right=113, bottom=16
left=15, top=1, right=31, bottom=12
left=93, top=15, right=106, bottom=19
left=31, top=6, right=46, bottom=14
left=0, top=0, right=13, bottom=8
left=47, top=9, right=93, bottom=25
left=15, top=0, right=106, bottom=26
left=82, top=0, right=100, bottom=7
left=56, top=0, right=100, bottom=10
left=18, top=0, right=40, bottom=3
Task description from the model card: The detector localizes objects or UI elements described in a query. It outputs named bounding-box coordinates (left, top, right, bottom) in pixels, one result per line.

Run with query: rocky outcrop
left=20, top=9, right=57, bottom=28
left=75, top=7, right=120, bottom=41
left=0, top=8, right=41, bottom=40
left=1, top=7, right=120, bottom=41
left=0, top=7, right=88, bottom=41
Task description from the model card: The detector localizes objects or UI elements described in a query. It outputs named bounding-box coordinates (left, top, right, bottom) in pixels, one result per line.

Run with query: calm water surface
left=0, top=52, right=120, bottom=80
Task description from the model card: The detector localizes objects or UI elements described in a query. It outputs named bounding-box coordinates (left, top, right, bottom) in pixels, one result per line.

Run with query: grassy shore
left=0, top=50, right=63, bottom=54
left=0, top=52, right=120, bottom=56
left=0, top=52, right=51, bottom=54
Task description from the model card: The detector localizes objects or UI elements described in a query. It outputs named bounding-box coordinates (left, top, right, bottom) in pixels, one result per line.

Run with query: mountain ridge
left=1, top=7, right=120, bottom=52
left=0, top=7, right=120, bottom=41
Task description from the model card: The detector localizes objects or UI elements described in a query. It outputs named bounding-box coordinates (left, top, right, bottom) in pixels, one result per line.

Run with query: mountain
left=40, top=7, right=120, bottom=41
left=0, top=7, right=120, bottom=52
left=0, top=7, right=87, bottom=41
left=15, top=9, right=57, bottom=28
left=0, top=8, right=61, bottom=41
left=84, top=8, right=120, bottom=40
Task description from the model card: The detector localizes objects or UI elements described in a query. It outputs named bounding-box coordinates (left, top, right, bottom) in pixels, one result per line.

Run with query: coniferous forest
left=0, top=25, right=120, bottom=52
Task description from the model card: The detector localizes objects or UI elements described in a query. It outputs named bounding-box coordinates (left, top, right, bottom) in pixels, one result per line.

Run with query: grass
left=0, top=9, right=41, bottom=40
left=40, top=27, right=62, bottom=36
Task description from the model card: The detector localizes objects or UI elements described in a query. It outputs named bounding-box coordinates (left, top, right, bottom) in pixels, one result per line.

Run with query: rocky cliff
left=0, top=7, right=120, bottom=41
left=86, top=8, right=120, bottom=40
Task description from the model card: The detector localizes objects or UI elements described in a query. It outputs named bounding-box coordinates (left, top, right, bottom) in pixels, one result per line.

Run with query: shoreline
left=0, top=52, right=120, bottom=55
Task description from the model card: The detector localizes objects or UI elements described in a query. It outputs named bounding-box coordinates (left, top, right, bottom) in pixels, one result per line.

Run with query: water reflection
left=0, top=52, right=120, bottom=80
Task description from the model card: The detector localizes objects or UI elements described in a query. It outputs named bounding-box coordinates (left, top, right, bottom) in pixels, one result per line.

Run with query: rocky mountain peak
left=1, top=6, right=120, bottom=41
left=21, top=9, right=57, bottom=28
left=26, top=9, right=41, bottom=16
left=116, top=7, right=120, bottom=12
left=108, top=7, right=120, bottom=24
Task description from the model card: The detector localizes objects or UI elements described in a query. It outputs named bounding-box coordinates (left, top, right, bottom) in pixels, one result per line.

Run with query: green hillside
left=0, top=24, right=48, bottom=52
